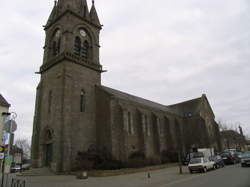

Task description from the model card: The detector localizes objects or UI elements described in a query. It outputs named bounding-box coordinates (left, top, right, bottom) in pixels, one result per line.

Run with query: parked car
left=10, top=164, right=21, bottom=173
left=188, top=157, right=216, bottom=173
left=210, top=155, right=225, bottom=168
left=21, top=163, right=31, bottom=171
left=182, top=152, right=204, bottom=165
left=241, top=152, right=250, bottom=167
left=220, top=152, right=237, bottom=164
left=235, top=152, right=243, bottom=163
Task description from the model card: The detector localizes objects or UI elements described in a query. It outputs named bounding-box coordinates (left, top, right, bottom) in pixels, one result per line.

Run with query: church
left=31, top=0, right=221, bottom=172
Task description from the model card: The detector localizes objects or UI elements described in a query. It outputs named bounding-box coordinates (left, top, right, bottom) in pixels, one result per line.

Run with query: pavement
left=2, top=164, right=250, bottom=187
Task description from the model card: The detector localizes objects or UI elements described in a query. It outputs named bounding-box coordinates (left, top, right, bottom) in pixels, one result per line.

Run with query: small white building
left=0, top=94, right=10, bottom=145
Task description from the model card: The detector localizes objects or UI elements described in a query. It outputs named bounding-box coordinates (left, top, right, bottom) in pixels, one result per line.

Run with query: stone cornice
left=39, top=52, right=103, bottom=73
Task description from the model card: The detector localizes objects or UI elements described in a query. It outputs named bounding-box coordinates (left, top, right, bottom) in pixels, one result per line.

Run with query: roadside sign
left=4, top=156, right=13, bottom=173
left=0, top=146, right=4, bottom=153
left=3, top=120, right=17, bottom=133
left=0, top=153, right=4, bottom=160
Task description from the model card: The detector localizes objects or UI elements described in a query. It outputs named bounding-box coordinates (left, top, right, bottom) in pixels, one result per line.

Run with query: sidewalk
left=15, top=166, right=197, bottom=187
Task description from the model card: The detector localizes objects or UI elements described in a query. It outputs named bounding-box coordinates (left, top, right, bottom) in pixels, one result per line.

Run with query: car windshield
left=189, top=158, right=202, bottom=164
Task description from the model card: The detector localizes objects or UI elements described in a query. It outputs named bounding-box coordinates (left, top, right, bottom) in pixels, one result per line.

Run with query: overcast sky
left=0, top=0, right=249, bottom=141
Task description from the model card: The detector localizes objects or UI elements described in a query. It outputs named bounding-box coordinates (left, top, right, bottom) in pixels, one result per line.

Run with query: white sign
left=0, top=153, right=4, bottom=160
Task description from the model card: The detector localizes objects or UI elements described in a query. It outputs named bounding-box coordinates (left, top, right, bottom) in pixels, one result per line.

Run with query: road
left=161, top=165, right=250, bottom=187
left=3, top=164, right=250, bottom=187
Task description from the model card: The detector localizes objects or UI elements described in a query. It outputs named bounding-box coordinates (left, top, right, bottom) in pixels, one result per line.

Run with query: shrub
left=161, top=150, right=178, bottom=163
left=126, top=158, right=147, bottom=168
left=95, top=160, right=124, bottom=170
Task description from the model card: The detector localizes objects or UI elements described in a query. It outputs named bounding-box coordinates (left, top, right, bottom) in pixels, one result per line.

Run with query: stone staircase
left=16, top=167, right=55, bottom=177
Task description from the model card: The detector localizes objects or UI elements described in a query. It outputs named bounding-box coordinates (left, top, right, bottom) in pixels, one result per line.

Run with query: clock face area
left=79, top=29, right=87, bottom=37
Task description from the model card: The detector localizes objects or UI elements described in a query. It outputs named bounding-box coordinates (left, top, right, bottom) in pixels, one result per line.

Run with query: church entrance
left=45, top=143, right=53, bottom=166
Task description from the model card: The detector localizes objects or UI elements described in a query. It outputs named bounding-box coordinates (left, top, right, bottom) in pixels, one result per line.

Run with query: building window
left=48, top=90, right=52, bottom=114
left=82, top=41, right=89, bottom=60
left=52, top=29, right=61, bottom=56
left=74, top=37, right=81, bottom=56
left=80, top=90, right=85, bottom=112
left=52, top=41, right=57, bottom=56
left=123, top=110, right=129, bottom=132
left=146, top=116, right=151, bottom=136
left=142, top=114, right=150, bottom=136
left=157, top=117, right=161, bottom=135
left=128, top=112, right=134, bottom=135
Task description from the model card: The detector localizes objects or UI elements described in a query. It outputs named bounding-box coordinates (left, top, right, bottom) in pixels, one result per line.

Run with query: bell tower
left=31, top=0, right=103, bottom=172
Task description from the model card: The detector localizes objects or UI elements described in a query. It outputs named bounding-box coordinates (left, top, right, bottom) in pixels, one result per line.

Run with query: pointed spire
left=90, top=0, right=101, bottom=26
left=55, top=0, right=90, bottom=18
left=46, top=2, right=58, bottom=26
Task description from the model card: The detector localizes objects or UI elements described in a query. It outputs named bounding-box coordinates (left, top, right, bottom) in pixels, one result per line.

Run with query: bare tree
left=217, top=119, right=229, bottom=131
left=15, top=138, right=31, bottom=159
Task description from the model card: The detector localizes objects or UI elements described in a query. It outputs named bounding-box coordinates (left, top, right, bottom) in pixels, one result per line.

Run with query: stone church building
left=31, top=0, right=221, bottom=172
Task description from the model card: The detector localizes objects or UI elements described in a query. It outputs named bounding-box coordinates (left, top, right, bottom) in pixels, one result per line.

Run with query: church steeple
left=46, top=0, right=94, bottom=28
left=90, top=0, right=101, bottom=26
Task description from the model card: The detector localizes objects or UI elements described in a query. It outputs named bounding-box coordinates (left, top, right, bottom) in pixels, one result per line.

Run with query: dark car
left=235, top=152, right=243, bottom=163
left=241, top=152, right=250, bottom=167
left=210, top=155, right=225, bottom=168
left=220, top=152, right=237, bottom=164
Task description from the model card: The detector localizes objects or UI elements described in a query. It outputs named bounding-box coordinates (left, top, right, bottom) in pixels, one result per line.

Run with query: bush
left=147, top=156, right=161, bottom=165
left=95, top=160, right=124, bottom=170
left=161, top=150, right=178, bottom=163
left=126, top=158, right=147, bottom=168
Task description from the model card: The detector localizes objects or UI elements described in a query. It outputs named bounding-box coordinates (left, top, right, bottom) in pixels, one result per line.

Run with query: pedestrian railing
left=10, top=179, right=25, bottom=187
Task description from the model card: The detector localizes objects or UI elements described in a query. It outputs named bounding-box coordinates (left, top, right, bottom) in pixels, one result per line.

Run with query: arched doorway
left=45, top=144, right=53, bottom=166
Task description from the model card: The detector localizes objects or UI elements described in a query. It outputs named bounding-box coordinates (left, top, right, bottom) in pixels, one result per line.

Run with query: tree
left=15, top=138, right=31, bottom=160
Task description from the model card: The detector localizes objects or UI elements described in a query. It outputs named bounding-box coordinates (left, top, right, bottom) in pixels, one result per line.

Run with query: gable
left=0, top=94, right=10, bottom=107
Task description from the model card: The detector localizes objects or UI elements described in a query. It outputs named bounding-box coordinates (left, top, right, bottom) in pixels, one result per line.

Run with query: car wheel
left=203, top=167, right=207, bottom=173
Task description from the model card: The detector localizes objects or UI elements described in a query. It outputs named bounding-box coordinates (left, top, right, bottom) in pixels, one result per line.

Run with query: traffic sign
left=0, top=146, right=4, bottom=153
left=3, top=120, right=17, bottom=133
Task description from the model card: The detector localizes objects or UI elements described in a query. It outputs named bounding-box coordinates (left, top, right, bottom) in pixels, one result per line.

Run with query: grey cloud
left=1, top=0, right=249, bottom=140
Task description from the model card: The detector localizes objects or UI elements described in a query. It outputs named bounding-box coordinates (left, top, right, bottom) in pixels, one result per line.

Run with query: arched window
left=57, top=38, right=61, bottom=54
left=52, top=41, right=57, bottom=56
left=74, top=37, right=81, bottom=56
left=80, top=89, right=86, bottom=112
left=82, top=41, right=89, bottom=60
left=52, top=29, right=61, bottom=57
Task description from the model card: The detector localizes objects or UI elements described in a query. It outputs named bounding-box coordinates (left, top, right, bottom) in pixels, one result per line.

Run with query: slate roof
left=167, top=97, right=202, bottom=116
left=98, top=86, right=173, bottom=113
left=0, top=94, right=10, bottom=107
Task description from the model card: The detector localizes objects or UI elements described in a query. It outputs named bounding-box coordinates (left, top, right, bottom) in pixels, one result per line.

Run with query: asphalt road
left=2, top=164, right=250, bottom=187
left=162, top=164, right=250, bottom=187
